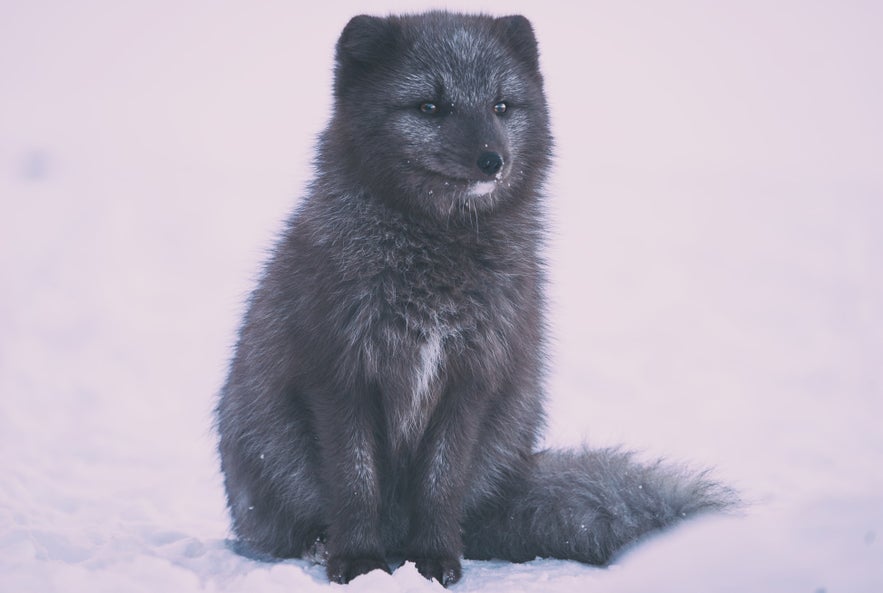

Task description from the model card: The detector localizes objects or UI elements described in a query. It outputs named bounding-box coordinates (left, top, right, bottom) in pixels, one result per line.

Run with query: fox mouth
left=416, top=166, right=507, bottom=197
left=467, top=179, right=501, bottom=197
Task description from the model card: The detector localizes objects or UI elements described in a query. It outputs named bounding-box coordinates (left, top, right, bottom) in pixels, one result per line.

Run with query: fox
left=216, top=10, right=736, bottom=587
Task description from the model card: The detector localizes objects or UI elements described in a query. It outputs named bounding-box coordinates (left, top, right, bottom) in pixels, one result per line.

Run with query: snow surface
left=2, top=1, right=882, bottom=592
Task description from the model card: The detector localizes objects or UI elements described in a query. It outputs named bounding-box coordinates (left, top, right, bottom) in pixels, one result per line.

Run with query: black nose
left=476, top=151, right=504, bottom=177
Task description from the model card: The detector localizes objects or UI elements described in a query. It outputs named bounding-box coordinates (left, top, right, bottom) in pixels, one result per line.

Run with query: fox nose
left=476, top=151, right=504, bottom=177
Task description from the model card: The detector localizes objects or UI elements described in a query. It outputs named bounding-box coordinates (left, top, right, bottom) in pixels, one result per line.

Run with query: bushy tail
left=462, top=447, right=738, bottom=564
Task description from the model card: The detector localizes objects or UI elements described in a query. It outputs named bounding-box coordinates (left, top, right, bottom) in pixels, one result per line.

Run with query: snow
left=1, top=1, right=882, bottom=592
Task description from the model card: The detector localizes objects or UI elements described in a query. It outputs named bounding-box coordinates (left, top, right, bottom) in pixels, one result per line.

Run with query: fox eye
left=419, top=102, right=439, bottom=114
left=493, top=101, right=508, bottom=114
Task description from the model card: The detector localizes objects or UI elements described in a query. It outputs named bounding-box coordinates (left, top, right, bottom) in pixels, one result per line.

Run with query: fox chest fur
left=290, top=193, right=537, bottom=456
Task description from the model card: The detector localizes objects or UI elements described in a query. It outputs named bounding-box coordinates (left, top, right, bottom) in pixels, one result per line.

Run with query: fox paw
left=326, top=555, right=390, bottom=584
left=414, top=556, right=462, bottom=587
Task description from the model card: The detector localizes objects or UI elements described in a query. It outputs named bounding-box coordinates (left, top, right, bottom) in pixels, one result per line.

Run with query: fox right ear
left=337, top=15, right=399, bottom=63
left=334, top=15, right=401, bottom=95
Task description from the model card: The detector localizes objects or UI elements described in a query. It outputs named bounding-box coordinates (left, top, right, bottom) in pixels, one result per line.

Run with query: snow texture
left=1, top=1, right=882, bottom=592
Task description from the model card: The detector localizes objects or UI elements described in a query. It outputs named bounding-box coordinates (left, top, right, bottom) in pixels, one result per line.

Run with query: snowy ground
left=2, top=1, right=882, bottom=592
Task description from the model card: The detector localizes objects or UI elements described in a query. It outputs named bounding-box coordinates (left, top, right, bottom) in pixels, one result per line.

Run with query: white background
left=1, top=1, right=881, bottom=591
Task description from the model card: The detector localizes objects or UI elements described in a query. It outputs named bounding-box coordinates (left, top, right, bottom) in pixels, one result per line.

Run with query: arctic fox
left=216, top=11, right=735, bottom=586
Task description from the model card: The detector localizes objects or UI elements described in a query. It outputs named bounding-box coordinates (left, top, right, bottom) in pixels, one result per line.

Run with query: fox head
left=321, top=12, right=552, bottom=221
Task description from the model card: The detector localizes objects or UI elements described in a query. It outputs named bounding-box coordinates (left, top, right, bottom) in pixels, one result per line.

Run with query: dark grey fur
left=216, top=11, right=735, bottom=587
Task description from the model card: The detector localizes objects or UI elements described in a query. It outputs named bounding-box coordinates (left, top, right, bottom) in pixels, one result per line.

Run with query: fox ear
left=334, top=15, right=401, bottom=95
left=337, top=14, right=399, bottom=74
left=495, top=15, right=540, bottom=71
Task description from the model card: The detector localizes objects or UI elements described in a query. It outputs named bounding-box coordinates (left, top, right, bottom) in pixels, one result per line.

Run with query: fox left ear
left=495, top=15, right=540, bottom=71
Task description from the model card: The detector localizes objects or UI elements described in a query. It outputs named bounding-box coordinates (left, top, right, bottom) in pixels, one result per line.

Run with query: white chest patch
left=397, top=331, right=444, bottom=447
left=414, top=331, right=444, bottom=400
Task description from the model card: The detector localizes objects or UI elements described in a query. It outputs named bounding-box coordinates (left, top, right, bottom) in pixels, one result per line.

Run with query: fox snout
left=477, top=151, right=504, bottom=177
